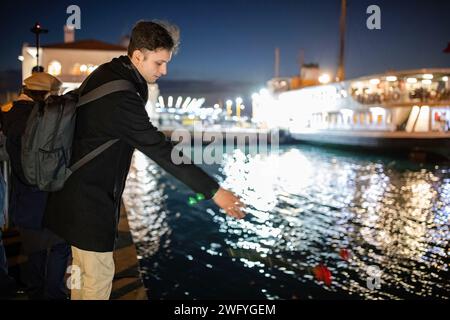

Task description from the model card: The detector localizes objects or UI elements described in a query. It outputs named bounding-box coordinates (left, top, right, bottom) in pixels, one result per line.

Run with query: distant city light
left=158, top=96, right=165, bottom=108
left=226, top=100, right=233, bottom=116
left=182, top=97, right=191, bottom=109
left=80, top=64, right=88, bottom=73
left=235, top=97, right=243, bottom=105
left=48, top=60, right=62, bottom=76
left=442, top=76, right=449, bottom=82
left=421, top=79, right=432, bottom=85
left=18, top=55, right=24, bottom=62
left=213, top=103, right=220, bottom=109
left=423, top=74, right=433, bottom=80
left=251, top=93, right=259, bottom=100
left=197, top=98, right=206, bottom=108
left=318, top=74, right=331, bottom=84
left=407, top=77, right=417, bottom=84
left=175, top=96, right=182, bottom=108
left=386, top=76, right=397, bottom=82
left=369, top=78, right=380, bottom=85
left=87, top=65, right=97, bottom=74
left=168, top=96, right=173, bottom=108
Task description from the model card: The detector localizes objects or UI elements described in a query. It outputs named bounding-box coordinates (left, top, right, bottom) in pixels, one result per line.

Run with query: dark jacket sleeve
left=113, top=92, right=220, bottom=199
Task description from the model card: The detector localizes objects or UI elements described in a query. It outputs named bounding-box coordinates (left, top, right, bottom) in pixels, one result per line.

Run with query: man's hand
left=212, top=187, right=246, bottom=219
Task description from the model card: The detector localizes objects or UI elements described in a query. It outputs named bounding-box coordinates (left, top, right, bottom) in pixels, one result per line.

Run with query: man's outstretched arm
left=113, top=93, right=246, bottom=219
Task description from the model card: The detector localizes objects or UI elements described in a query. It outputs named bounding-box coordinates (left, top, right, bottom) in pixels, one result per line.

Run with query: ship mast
left=336, top=0, right=346, bottom=81
left=274, top=47, right=280, bottom=78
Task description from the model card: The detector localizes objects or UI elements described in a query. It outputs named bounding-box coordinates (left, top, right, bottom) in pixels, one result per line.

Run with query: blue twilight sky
left=0, top=0, right=449, bottom=85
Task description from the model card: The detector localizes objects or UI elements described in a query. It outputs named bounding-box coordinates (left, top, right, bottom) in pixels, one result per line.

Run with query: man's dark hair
left=127, top=20, right=180, bottom=57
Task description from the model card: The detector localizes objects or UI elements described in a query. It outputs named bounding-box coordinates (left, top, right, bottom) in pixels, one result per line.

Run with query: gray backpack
left=21, top=79, right=135, bottom=191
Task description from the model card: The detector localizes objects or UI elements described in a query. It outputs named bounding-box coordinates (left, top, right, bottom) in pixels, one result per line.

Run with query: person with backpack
left=43, top=20, right=246, bottom=300
left=1, top=72, right=70, bottom=300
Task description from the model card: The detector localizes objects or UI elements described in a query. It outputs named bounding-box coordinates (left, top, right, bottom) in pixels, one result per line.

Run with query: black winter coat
left=1, top=100, right=49, bottom=229
left=44, top=56, right=219, bottom=252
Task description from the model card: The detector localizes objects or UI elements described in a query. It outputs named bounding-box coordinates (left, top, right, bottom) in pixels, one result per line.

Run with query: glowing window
left=48, top=61, right=61, bottom=76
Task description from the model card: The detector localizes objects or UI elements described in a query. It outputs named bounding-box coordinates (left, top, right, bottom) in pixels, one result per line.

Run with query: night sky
left=0, top=0, right=449, bottom=85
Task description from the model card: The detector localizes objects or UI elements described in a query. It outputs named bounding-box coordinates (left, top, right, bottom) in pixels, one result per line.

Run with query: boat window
left=350, top=73, right=450, bottom=105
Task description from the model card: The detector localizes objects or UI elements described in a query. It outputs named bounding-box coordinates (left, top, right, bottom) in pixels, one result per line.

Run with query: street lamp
left=235, top=97, right=243, bottom=118
left=226, top=100, right=233, bottom=116
left=30, top=22, right=48, bottom=71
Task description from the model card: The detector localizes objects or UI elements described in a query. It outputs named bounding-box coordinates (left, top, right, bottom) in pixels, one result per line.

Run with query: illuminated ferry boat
left=264, top=69, right=450, bottom=157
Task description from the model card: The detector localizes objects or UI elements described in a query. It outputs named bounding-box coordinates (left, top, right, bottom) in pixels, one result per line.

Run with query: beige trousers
left=70, top=246, right=115, bottom=300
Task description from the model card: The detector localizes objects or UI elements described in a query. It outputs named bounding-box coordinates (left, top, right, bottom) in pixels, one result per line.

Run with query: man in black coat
left=44, top=21, right=245, bottom=300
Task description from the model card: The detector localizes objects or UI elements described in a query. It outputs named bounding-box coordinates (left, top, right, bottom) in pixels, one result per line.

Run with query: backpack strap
left=77, top=80, right=136, bottom=107
left=69, top=138, right=119, bottom=173
left=68, top=79, right=137, bottom=175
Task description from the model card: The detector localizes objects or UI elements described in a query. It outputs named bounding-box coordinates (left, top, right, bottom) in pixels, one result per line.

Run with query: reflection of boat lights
left=168, top=96, right=173, bottom=108
left=423, top=74, right=433, bottom=80
left=407, top=77, right=417, bottom=84
left=386, top=76, right=397, bottom=82
left=370, top=78, right=380, bottom=85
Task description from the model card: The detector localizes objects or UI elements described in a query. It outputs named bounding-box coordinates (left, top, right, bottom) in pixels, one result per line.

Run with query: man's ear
left=132, top=49, right=143, bottom=63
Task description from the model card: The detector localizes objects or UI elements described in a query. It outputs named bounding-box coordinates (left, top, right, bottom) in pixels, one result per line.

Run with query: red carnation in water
left=339, top=248, right=351, bottom=261
left=312, top=264, right=332, bottom=286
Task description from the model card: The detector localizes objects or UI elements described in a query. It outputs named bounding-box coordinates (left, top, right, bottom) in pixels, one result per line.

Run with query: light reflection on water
left=123, top=146, right=449, bottom=300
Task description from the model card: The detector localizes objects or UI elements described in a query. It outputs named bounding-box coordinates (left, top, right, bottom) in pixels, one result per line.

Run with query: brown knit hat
left=23, top=72, right=62, bottom=91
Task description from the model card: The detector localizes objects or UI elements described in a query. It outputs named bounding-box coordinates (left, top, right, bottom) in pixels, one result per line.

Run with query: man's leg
left=70, top=246, right=83, bottom=300
left=0, top=229, right=8, bottom=276
left=25, top=249, right=47, bottom=299
left=70, top=246, right=114, bottom=300
left=0, top=229, right=16, bottom=297
left=46, top=242, right=71, bottom=300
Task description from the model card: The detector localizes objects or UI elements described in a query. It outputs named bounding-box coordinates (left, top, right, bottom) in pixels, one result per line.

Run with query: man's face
left=131, top=48, right=172, bottom=84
